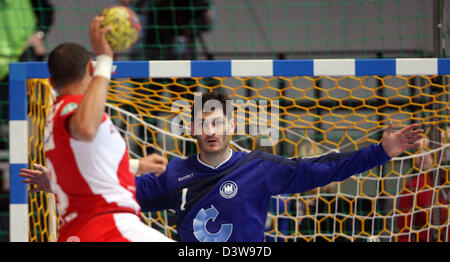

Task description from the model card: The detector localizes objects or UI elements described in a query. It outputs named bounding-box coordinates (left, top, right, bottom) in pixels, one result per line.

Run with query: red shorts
left=57, top=212, right=174, bottom=242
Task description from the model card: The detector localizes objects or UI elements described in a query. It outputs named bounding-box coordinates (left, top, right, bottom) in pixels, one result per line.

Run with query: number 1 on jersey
left=180, top=188, right=188, bottom=211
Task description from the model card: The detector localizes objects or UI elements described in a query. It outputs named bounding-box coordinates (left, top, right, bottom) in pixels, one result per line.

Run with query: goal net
left=9, top=59, right=449, bottom=242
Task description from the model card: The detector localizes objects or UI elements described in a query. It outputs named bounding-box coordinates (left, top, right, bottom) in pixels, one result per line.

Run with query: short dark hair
left=191, top=92, right=231, bottom=122
left=48, top=43, right=92, bottom=89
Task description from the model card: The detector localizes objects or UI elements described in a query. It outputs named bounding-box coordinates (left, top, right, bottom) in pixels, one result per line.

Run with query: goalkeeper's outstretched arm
left=263, top=122, right=424, bottom=195
left=67, top=16, right=113, bottom=141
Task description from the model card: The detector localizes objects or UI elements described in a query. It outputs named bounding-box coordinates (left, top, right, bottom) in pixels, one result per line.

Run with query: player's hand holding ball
left=89, top=16, right=114, bottom=58
left=98, top=5, right=141, bottom=53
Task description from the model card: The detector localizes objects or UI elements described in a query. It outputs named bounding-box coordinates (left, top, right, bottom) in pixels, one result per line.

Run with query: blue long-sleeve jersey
left=136, top=144, right=391, bottom=242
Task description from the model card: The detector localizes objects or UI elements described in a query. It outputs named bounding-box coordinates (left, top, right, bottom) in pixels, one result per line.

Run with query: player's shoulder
left=54, top=94, right=83, bottom=117
left=166, top=156, right=191, bottom=173
left=56, top=94, right=83, bottom=104
left=248, top=150, right=297, bottom=166
left=168, top=156, right=185, bottom=166
left=247, top=149, right=275, bottom=159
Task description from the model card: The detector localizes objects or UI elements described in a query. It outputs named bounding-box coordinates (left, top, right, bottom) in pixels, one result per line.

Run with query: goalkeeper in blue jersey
left=136, top=92, right=423, bottom=242
left=21, top=92, right=423, bottom=242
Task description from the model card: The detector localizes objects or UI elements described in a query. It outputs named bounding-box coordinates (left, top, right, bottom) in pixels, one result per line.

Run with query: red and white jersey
left=43, top=94, right=140, bottom=236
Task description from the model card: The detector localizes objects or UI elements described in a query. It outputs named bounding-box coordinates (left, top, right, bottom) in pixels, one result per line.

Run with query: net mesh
left=1, top=0, right=448, bottom=241
left=27, top=79, right=58, bottom=242
left=26, top=74, right=449, bottom=242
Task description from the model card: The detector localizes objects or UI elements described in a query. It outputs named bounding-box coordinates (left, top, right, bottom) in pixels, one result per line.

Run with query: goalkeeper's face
left=193, top=110, right=235, bottom=155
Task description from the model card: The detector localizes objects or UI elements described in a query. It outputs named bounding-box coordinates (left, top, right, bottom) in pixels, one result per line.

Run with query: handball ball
left=99, top=5, right=141, bottom=52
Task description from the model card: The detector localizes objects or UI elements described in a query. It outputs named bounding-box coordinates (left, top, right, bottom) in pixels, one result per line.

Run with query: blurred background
left=0, top=0, right=449, bottom=242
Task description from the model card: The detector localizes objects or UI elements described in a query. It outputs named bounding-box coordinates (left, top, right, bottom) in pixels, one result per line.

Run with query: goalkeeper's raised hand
left=381, top=122, right=424, bottom=158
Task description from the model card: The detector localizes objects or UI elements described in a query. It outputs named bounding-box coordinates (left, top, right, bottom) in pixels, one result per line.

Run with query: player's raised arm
left=68, top=16, right=113, bottom=141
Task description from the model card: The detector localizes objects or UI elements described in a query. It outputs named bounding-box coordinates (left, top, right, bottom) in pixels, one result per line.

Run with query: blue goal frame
left=8, top=58, right=450, bottom=242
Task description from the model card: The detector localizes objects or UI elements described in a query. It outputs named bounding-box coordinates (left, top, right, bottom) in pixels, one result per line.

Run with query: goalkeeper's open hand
left=19, top=163, right=52, bottom=193
left=381, top=122, right=424, bottom=158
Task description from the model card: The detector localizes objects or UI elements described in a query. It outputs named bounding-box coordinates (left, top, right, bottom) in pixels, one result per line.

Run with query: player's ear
left=191, top=112, right=204, bottom=137
left=191, top=119, right=200, bottom=138
left=227, top=117, right=236, bottom=135
left=88, top=60, right=95, bottom=76
left=49, top=77, right=56, bottom=88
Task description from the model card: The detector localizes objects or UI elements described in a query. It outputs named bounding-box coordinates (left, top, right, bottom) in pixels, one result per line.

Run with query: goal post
left=9, top=58, right=450, bottom=242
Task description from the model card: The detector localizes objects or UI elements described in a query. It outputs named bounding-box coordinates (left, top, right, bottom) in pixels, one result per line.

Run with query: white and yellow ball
left=99, top=5, right=141, bottom=52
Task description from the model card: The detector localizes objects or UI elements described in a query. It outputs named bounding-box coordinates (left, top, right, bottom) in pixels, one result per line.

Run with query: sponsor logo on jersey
left=60, top=102, right=78, bottom=116
left=178, top=173, right=194, bottom=183
left=127, top=185, right=136, bottom=192
left=219, top=181, right=238, bottom=199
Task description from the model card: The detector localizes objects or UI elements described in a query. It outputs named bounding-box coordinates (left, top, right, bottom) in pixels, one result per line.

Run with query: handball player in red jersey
left=20, top=16, right=173, bottom=242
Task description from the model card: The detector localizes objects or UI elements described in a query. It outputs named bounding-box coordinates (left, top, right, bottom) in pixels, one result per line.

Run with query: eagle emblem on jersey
left=219, top=181, right=238, bottom=199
